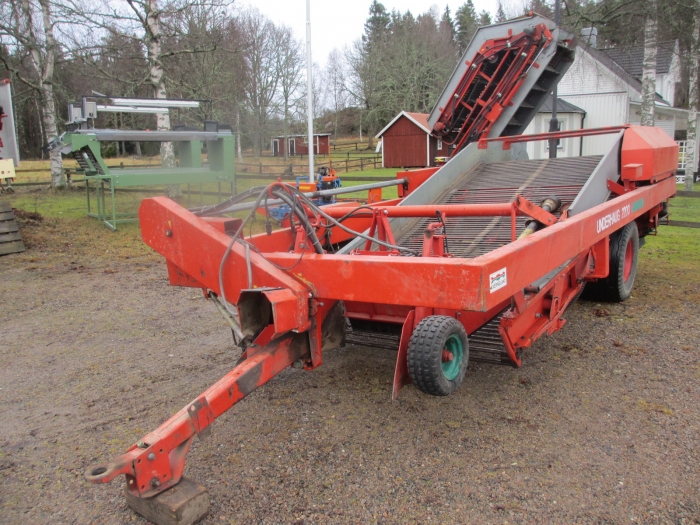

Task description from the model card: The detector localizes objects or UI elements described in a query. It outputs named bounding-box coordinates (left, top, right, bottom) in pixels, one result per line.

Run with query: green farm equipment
left=59, top=130, right=235, bottom=230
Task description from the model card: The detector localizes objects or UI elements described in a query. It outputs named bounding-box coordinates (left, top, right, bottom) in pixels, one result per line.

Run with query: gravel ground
left=1, top=219, right=699, bottom=524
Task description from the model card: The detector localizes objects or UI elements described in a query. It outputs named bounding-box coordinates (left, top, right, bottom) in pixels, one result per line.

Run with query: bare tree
left=275, top=26, right=303, bottom=161
left=344, top=1, right=391, bottom=150
left=60, top=0, right=235, bottom=184
left=164, top=4, right=244, bottom=119
left=0, top=0, right=63, bottom=186
left=640, top=0, right=657, bottom=126
left=324, top=48, right=347, bottom=143
left=241, top=8, right=280, bottom=158
left=345, top=39, right=381, bottom=149
left=125, top=0, right=181, bottom=195
left=686, top=2, right=700, bottom=190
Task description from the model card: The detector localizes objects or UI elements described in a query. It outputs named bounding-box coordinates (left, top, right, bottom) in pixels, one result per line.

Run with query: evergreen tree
left=441, top=5, right=456, bottom=44
left=363, top=0, right=390, bottom=51
left=479, top=10, right=492, bottom=26
left=526, top=0, right=553, bottom=18
left=455, top=1, right=479, bottom=53
left=496, top=1, right=507, bottom=23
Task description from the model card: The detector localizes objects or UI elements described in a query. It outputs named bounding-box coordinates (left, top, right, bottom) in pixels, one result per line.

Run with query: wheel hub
left=441, top=334, right=464, bottom=381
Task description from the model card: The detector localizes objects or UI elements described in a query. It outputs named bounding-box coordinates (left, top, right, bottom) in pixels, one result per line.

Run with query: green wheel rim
left=441, top=334, right=464, bottom=381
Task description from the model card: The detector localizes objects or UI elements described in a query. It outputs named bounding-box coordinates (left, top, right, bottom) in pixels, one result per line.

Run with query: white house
left=522, top=98, right=586, bottom=159
left=554, top=36, right=697, bottom=165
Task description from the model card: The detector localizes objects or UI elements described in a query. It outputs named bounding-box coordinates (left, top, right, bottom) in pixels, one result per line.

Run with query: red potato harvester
left=84, top=13, right=678, bottom=523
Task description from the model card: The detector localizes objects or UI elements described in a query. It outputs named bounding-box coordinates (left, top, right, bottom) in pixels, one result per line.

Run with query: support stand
left=125, top=477, right=209, bottom=525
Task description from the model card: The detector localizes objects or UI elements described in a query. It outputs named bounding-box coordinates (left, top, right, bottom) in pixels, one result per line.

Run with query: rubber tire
left=407, top=316, right=469, bottom=396
left=582, top=221, right=639, bottom=302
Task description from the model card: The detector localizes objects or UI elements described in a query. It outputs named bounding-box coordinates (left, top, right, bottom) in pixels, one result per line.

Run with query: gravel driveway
left=1, top=225, right=698, bottom=525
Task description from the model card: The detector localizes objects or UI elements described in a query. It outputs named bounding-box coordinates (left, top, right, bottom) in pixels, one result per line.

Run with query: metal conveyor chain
left=346, top=311, right=513, bottom=366
left=395, top=155, right=602, bottom=257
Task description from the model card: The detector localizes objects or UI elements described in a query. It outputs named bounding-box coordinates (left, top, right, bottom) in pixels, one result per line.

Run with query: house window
left=545, top=119, right=565, bottom=150
left=437, top=139, right=443, bottom=151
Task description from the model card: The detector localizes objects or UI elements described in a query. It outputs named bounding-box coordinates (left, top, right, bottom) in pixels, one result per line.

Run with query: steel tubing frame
left=478, top=125, right=630, bottom=150
left=324, top=203, right=515, bottom=218
left=85, top=331, right=310, bottom=497
left=262, top=177, right=676, bottom=312
left=213, top=178, right=408, bottom=215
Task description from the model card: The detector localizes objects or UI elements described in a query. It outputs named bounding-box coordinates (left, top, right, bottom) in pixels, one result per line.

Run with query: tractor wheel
left=407, top=316, right=469, bottom=396
left=583, top=221, right=639, bottom=303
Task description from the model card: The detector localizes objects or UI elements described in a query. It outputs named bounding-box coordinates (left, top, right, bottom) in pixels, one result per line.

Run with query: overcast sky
left=236, top=1, right=503, bottom=68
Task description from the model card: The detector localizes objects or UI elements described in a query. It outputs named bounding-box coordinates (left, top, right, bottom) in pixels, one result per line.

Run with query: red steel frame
left=84, top=125, right=678, bottom=501
left=432, top=23, right=553, bottom=153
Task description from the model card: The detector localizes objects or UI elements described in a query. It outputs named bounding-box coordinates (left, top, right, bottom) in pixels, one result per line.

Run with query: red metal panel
left=138, top=197, right=311, bottom=331
left=621, top=126, right=678, bottom=181
left=397, top=167, right=439, bottom=197
left=262, top=178, right=676, bottom=312
left=344, top=301, right=413, bottom=323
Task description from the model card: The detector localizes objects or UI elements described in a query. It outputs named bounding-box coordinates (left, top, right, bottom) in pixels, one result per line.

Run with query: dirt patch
left=0, top=223, right=699, bottom=524
left=12, top=208, right=44, bottom=222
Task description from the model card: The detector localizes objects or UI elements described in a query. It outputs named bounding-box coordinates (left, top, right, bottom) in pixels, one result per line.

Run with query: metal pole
left=305, top=0, right=315, bottom=183
left=548, top=0, right=561, bottom=159
left=212, top=178, right=407, bottom=215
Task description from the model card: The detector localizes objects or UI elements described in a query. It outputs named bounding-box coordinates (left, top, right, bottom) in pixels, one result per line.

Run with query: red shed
left=376, top=111, right=449, bottom=168
left=271, top=134, right=330, bottom=156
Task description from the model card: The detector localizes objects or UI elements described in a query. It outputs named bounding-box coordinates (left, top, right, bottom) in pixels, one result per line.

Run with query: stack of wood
left=0, top=201, right=25, bottom=255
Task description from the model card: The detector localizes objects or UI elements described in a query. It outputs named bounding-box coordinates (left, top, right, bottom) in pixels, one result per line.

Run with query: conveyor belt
left=72, top=148, right=105, bottom=175
left=345, top=310, right=513, bottom=365
left=467, top=309, right=512, bottom=365
left=345, top=328, right=401, bottom=350
left=349, top=155, right=604, bottom=364
left=395, top=155, right=602, bottom=257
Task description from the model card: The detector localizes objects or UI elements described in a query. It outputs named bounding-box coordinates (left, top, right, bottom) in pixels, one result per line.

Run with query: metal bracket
left=513, top=195, right=558, bottom=226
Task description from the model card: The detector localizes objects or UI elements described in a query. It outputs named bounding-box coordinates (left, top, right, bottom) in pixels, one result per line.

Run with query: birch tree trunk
left=236, top=107, right=243, bottom=163
left=686, top=3, right=700, bottom=191
left=20, top=0, right=63, bottom=187
left=283, top=106, right=289, bottom=162
left=142, top=0, right=180, bottom=196
left=640, top=0, right=657, bottom=127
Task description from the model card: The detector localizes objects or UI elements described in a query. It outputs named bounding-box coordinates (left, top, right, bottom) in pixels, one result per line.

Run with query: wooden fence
left=330, top=141, right=374, bottom=152
left=237, top=156, right=381, bottom=178
left=12, top=155, right=383, bottom=184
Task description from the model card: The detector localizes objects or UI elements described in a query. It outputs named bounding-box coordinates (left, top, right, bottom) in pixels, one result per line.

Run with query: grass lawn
left=639, top=187, right=700, bottom=288
left=2, top=168, right=697, bottom=267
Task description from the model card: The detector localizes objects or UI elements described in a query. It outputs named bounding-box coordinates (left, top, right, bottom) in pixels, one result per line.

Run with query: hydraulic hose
left=270, top=188, right=324, bottom=254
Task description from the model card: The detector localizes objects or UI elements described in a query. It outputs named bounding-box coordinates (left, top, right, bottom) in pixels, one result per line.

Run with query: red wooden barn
left=271, top=134, right=330, bottom=156
left=376, top=111, right=449, bottom=168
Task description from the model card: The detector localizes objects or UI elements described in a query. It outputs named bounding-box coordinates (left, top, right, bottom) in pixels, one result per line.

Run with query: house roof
left=580, top=44, right=668, bottom=105
left=405, top=112, right=430, bottom=132
left=375, top=111, right=431, bottom=138
left=538, top=98, right=586, bottom=114
left=601, top=42, right=676, bottom=77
